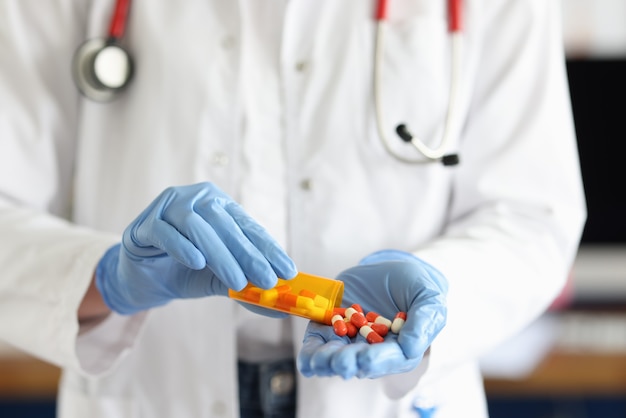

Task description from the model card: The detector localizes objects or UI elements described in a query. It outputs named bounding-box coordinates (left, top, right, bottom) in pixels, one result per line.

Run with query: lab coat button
left=270, top=371, right=295, bottom=395
left=211, top=152, right=229, bottom=167
left=295, top=61, right=308, bottom=72
left=299, top=178, right=312, bottom=190
left=211, top=401, right=227, bottom=415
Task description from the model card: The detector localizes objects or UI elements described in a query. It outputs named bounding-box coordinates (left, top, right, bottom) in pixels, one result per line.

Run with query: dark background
left=568, top=59, right=626, bottom=244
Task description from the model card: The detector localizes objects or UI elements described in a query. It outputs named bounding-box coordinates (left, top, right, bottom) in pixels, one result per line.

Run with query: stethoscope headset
left=72, top=0, right=463, bottom=166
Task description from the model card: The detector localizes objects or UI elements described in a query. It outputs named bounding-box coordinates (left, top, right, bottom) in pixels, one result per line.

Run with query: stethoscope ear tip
left=441, top=154, right=460, bottom=166
left=395, top=124, right=414, bottom=143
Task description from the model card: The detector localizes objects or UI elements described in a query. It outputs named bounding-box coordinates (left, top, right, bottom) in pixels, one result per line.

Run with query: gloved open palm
left=96, top=182, right=297, bottom=315
left=297, top=251, right=447, bottom=379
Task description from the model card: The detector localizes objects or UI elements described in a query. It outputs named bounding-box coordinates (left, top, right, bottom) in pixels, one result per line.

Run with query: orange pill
left=331, top=314, right=348, bottom=337
left=351, top=303, right=364, bottom=314
left=275, top=284, right=292, bottom=294
left=276, top=292, right=310, bottom=308
left=345, top=307, right=367, bottom=328
left=257, top=285, right=286, bottom=305
left=370, top=322, right=389, bottom=337
left=360, top=325, right=384, bottom=344
left=275, top=293, right=298, bottom=309
left=365, top=311, right=393, bottom=329
left=345, top=320, right=358, bottom=338
left=350, top=312, right=367, bottom=328
left=299, top=289, right=330, bottom=309
left=344, top=307, right=356, bottom=320
left=242, top=286, right=262, bottom=303
left=333, top=307, right=346, bottom=317
left=259, top=288, right=279, bottom=306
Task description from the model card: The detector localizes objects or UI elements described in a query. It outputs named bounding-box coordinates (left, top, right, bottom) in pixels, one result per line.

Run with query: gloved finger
left=298, top=322, right=349, bottom=377
left=323, top=339, right=418, bottom=379
left=299, top=338, right=415, bottom=380
left=192, top=202, right=280, bottom=289
left=354, top=342, right=422, bottom=379
left=127, top=217, right=206, bottom=269
left=398, top=294, right=447, bottom=359
left=224, top=202, right=297, bottom=280
left=308, top=340, right=352, bottom=377
left=164, top=209, right=254, bottom=290
left=328, top=341, right=365, bottom=379
left=165, top=269, right=288, bottom=305
left=299, top=338, right=348, bottom=378
left=167, top=269, right=231, bottom=298
left=298, top=324, right=426, bottom=379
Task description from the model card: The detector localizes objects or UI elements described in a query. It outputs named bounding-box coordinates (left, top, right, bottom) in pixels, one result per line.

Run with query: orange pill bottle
left=228, top=272, right=344, bottom=325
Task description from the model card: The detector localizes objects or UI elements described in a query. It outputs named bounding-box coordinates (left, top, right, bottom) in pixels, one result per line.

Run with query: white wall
left=562, top=0, right=626, bottom=57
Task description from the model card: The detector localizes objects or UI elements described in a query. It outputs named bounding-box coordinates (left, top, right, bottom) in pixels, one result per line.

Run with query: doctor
left=0, top=1, right=585, bottom=417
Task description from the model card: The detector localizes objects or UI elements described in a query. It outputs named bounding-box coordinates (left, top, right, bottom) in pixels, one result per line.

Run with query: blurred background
left=483, top=0, right=626, bottom=417
left=1, top=0, right=625, bottom=417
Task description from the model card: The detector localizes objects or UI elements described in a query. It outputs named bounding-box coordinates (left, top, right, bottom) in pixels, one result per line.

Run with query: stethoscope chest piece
left=72, top=38, right=134, bottom=102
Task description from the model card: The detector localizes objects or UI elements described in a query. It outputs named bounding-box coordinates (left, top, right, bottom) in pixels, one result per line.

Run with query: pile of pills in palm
left=330, top=303, right=406, bottom=344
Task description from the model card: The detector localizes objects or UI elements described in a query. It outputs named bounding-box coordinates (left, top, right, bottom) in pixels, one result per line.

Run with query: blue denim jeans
left=238, top=359, right=297, bottom=418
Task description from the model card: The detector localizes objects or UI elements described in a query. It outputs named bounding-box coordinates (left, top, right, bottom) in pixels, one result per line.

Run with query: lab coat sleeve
left=0, top=205, right=147, bottom=375
left=0, top=1, right=145, bottom=376
left=387, top=0, right=586, bottom=395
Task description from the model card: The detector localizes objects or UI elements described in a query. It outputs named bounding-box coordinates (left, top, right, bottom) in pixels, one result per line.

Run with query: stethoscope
left=375, top=0, right=463, bottom=166
left=72, top=0, right=133, bottom=102
left=72, top=0, right=463, bottom=166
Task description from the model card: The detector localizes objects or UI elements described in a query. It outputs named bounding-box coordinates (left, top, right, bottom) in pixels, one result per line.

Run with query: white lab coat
left=0, top=0, right=585, bottom=417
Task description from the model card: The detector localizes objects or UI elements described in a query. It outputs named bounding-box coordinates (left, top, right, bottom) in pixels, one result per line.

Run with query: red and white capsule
left=391, top=312, right=407, bottom=334
left=359, top=325, right=384, bottom=344
left=331, top=314, right=348, bottom=337
left=351, top=303, right=364, bottom=314
left=365, top=311, right=393, bottom=329
left=369, top=322, right=389, bottom=337
left=345, top=320, right=358, bottom=338
left=333, top=307, right=346, bottom=317
left=344, top=307, right=367, bottom=328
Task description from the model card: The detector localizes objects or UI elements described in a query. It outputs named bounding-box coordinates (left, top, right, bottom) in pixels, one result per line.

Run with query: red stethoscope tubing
left=448, top=0, right=463, bottom=32
left=108, top=0, right=462, bottom=44
left=108, top=0, right=131, bottom=41
left=376, top=0, right=463, bottom=33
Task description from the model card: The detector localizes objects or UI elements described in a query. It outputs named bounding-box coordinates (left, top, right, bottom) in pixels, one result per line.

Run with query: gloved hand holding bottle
left=95, top=182, right=298, bottom=315
left=297, top=250, right=448, bottom=379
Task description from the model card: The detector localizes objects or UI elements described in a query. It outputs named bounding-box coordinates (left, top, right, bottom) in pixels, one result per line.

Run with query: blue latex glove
left=297, top=250, right=447, bottom=379
left=96, top=182, right=298, bottom=315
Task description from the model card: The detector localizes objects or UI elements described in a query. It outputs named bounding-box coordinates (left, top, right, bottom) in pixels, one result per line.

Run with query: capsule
left=275, top=293, right=315, bottom=310
left=308, top=306, right=333, bottom=324
left=345, top=307, right=367, bottom=328
left=391, top=311, right=407, bottom=334
left=299, top=289, right=330, bottom=309
left=259, top=285, right=290, bottom=306
left=331, top=314, right=348, bottom=337
left=350, top=303, right=364, bottom=314
left=241, top=286, right=262, bottom=303
left=359, top=325, right=384, bottom=344
left=369, top=322, right=389, bottom=337
left=345, top=320, right=358, bottom=338
left=365, top=311, right=393, bottom=329
left=333, top=307, right=346, bottom=317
